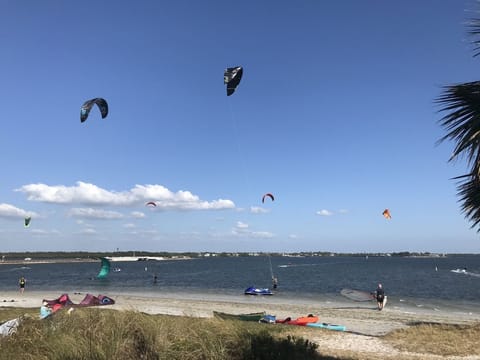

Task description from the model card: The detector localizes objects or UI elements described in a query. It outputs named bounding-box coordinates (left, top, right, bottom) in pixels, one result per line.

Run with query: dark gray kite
left=80, top=98, right=108, bottom=123
left=224, top=66, right=243, bottom=96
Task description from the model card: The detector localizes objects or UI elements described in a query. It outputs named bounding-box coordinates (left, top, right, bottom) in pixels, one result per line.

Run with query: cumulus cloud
left=123, top=223, right=136, bottom=228
left=68, top=208, right=123, bottom=220
left=316, top=209, right=333, bottom=216
left=232, top=221, right=274, bottom=239
left=250, top=206, right=269, bottom=214
left=31, top=229, right=60, bottom=236
left=80, top=228, right=97, bottom=235
left=288, top=234, right=298, bottom=239
left=130, top=211, right=145, bottom=218
left=236, top=221, right=249, bottom=229
left=16, top=181, right=235, bottom=210
left=0, top=203, right=37, bottom=219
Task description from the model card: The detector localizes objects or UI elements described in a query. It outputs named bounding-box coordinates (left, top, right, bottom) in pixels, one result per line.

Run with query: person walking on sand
left=19, top=276, right=26, bottom=294
left=375, top=283, right=386, bottom=310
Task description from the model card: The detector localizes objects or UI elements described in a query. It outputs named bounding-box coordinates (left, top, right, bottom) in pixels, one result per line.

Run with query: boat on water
left=451, top=268, right=467, bottom=274
left=244, top=286, right=273, bottom=295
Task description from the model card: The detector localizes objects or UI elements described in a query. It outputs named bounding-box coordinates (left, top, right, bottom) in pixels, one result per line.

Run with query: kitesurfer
left=18, top=276, right=26, bottom=294
left=272, top=277, right=278, bottom=289
left=375, top=283, right=386, bottom=310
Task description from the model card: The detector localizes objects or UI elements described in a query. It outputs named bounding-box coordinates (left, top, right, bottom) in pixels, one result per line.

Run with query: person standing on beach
left=19, top=276, right=26, bottom=294
left=272, top=276, right=278, bottom=289
left=375, top=283, right=385, bottom=310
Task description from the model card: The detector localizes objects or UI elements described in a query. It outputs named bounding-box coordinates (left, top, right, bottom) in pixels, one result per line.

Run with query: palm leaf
left=455, top=175, right=480, bottom=230
left=437, top=81, right=480, bottom=230
left=468, top=18, right=480, bottom=57
left=436, top=81, right=480, bottom=169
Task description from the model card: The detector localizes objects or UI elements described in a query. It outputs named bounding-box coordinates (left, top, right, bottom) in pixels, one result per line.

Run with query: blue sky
left=1, top=0, right=480, bottom=253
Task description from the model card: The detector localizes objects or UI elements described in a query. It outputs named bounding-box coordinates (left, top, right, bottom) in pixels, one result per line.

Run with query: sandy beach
left=2, top=290, right=480, bottom=359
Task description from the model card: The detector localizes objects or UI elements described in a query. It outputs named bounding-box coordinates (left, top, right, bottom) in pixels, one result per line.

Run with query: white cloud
left=236, top=221, right=249, bottom=229
left=316, top=209, right=333, bottom=216
left=80, top=228, right=97, bottom=235
left=250, top=206, right=269, bottom=214
left=0, top=203, right=37, bottom=219
left=288, top=234, right=298, bottom=239
left=68, top=208, right=124, bottom=220
left=123, top=223, right=136, bottom=228
left=232, top=221, right=274, bottom=239
left=31, top=229, right=61, bottom=236
left=17, top=181, right=235, bottom=210
left=131, top=211, right=145, bottom=218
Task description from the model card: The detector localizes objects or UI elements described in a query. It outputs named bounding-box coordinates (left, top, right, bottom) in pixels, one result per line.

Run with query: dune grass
left=2, top=308, right=479, bottom=359
left=0, top=308, right=338, bottom=360
left=384, top=321, right=480, bottom=357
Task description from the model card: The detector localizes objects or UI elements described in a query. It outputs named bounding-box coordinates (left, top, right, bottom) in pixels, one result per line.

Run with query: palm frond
left=436, top=81, right=480, bottom=169
left=456, top=175, right=480, bottom=231
left=468, top=18, right=480, bottom=57
left=437, top=81, right=480, bottom=231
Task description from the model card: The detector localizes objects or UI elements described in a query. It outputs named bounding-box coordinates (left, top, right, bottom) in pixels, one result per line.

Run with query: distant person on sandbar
left=19, top=276, right=26, bottom=294
left=375, top=283, right=386, bottom=311
left=153, top=273, right=158, bottom=284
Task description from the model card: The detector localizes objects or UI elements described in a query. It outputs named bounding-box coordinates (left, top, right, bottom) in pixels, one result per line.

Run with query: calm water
left=1, top=255, right=479, bottom=314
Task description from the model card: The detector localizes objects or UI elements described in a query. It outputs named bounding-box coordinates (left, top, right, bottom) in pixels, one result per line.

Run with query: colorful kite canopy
left=382, top=209, right=391, bottom=219
left=224, top=66, right=243, bottom=96
left=97, top=257, right=111, bottom=279
left=80, top=98, right=108, bottom=123
left=262, top=193, right=274, bottom=203
left=24, top=217, right=31, bottom=228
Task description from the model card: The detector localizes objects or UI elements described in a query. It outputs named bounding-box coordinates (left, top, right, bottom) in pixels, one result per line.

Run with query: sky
left=1, top=0, right=480, bottom=253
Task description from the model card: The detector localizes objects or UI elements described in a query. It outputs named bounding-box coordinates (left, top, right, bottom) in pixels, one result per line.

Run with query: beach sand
left=2, top=290, right=480, bottom=359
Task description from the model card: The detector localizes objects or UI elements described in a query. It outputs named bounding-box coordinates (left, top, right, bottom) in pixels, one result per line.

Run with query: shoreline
left=2, top=290, right=479, bottom=337
left=2, top=290, right=480, bottom=359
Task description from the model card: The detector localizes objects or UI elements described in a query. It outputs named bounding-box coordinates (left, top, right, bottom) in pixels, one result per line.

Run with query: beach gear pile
left=215, top=311, right=346, bottom=331
left=42, top=293, right=115, bottom=316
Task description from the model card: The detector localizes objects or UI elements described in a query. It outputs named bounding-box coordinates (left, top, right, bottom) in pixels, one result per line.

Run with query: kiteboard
left=340, top=288, right=375, bottom=302
left=306, top=322, right=346, bottom=332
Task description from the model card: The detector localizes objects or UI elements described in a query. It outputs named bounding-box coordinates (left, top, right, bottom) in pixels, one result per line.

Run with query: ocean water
left=1, top=255, right=480, bottom=315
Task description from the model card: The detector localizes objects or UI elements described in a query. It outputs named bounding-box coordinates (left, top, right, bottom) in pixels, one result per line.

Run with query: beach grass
left=0, top=308, right=338, bottom=360
left=2, top=307, right=480, bottom=360
left=384, top=321, right=480, bottom=357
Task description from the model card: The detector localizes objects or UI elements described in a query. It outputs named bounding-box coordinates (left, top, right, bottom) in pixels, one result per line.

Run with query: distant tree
left=437, top=18, right=480, bottom=232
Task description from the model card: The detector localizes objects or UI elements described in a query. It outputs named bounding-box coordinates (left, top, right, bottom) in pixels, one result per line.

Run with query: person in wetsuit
left=375, top=283, right=385, bottom=310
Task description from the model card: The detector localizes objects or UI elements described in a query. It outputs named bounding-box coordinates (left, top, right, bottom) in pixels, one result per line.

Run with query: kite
left=146, top=201, right=157, bottom=207
left=80, top=98, right=108, bottom=123
left=24, top=217, right=31, bottom=228
left=96, top=257, right=111, bottom=279
left=382, top=209, right=391, bottom=220
left=262, top=193, right=274, bottom=203
left=42, top=293, right=115, bottom=315
left=224, top=66, right=243, bottom=96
